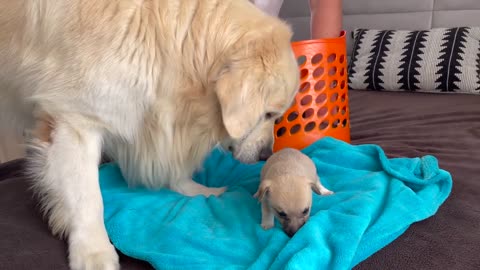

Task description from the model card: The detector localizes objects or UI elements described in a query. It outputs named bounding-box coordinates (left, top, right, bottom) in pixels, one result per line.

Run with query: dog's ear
left=213, top=21, right=293, bottom=139
left=214, top=63, right=265, bottom=140
left=254, top=179, right=272, bottom=201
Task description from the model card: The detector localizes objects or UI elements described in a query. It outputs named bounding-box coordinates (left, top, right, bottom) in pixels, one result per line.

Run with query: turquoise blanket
left=99, top=137, right=452, bottom=270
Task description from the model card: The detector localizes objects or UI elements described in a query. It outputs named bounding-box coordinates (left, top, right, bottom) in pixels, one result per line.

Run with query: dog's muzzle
left=258, top=147, right=273, bottom=161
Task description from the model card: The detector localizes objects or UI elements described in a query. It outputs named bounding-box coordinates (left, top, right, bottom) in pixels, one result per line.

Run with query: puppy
left=254, top=148, right=333, bottom=237
left=0, top=0, right=299, bottom=269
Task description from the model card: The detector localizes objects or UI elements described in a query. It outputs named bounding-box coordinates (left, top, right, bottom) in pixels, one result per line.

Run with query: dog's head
left=215, top=21, right=299, bottom=164
left=255, top=175, right=325, bottom=237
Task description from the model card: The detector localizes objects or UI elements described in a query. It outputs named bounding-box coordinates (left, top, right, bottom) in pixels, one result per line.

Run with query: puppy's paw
left=69, top=241, right=119, bottom=270
left=261, top=221, right=274, bottom=230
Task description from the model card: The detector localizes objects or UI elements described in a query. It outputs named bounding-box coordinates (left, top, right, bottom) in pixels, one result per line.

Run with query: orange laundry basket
left=273, top=31, right=350, bottom=152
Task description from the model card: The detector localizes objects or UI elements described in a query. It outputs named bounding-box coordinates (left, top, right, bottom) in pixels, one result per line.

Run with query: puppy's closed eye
left=277, top=210, right=288, bottom=219
left=302, top=208, right=309, bottom=215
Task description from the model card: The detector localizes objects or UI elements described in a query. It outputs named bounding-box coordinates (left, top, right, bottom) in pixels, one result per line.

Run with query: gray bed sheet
left=349, top=90, right=480, bottom=270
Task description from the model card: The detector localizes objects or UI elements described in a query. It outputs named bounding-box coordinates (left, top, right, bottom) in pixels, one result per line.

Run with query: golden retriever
left=0, top=0, right=299, bottom=269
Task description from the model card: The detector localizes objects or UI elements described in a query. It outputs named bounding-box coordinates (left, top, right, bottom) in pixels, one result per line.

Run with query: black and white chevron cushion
left=348, top=27, right=480, bottom=94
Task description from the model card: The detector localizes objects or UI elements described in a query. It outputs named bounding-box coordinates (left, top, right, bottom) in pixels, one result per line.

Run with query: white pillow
left=348, top=27, right=480, bottom=94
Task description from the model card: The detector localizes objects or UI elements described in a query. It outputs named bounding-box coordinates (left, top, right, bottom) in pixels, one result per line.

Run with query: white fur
left=0, top=0, right=299, bottom=269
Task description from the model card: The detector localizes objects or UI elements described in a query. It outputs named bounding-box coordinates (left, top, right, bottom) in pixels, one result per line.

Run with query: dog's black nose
left=259, top=147, right=273, bottom=161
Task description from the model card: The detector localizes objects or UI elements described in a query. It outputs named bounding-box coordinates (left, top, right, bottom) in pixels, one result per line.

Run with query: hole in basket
left=287, top=111, right=298, bottom=122
left=311, top=54, right=323, bottom=65
left=330, top=92, right=339, bottom=102
left=330, top=80, right=338, bottom=89
left=297, top=55, right=307, bottom=66
left=332, top=119, right=340, bottom=128
left=299, top=82, right=310, bottom=93
left=314, top=80, right=326, bottom=91
left=340, top=68, right=345, bottom=76
left=315, top=93, right=327, bottom=104
left=341, top=106, right=347, bottom=115
left=302, top=108, right=314, bottom=119
left=300, top=69, right=308, bottom=79
left=276, top=127, right=287, bottom=137
left=342, top=119, right=348, bottom=127
left=300, top=95, right=312, bottom=106
left=290, top=124, right=301, bottom=135
left=340, top=80, right=346, bottom=89
left=328, top=66, right=337, bottom=76
left=327, top=53, right=336, bottom=63
left=304, top=122, right=316, bottom=132
left=274, top=116, right=283, bottom=125
left=313, top=67, right=324, bottom=78
left=339, top=55, right=345, bottom=63
left=341, top=93, right=346, bottom=102
left=319, top=120, right=329, bottom=130
left=317, top=107, right=328, bottom=118
left=331, top=106, right=339, bottom=116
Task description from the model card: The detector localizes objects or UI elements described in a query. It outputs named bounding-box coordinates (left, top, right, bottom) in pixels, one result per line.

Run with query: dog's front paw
left=172, top=180, right=226, bottom=197
left=202, top=186, right=226, bottom=197
left=261, top=221, right=274, bottom=230
left=69, top=241, right=119, bottom=270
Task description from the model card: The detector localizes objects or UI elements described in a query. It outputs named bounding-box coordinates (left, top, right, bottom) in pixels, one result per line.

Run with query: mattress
left=0, top=89, right=479, bottom=270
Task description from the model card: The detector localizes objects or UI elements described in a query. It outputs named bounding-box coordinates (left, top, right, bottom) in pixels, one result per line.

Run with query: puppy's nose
left=285, top=228, right=295, bottom=237
left=259, top=147, right=273, bottom=161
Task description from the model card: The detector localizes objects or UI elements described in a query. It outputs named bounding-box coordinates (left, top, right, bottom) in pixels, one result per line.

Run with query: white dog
left=0, top=0, right=299, bottom=269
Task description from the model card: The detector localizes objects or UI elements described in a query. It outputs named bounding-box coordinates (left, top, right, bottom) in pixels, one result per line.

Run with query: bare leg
left=260, top=202, right=275, bottom=230
left=29, top=121, right=119, bottom=270
left=309, top=0, right=343, bottom=39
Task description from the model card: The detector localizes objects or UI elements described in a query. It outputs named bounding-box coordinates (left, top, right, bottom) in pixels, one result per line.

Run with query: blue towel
left=99, top=137, right=452, bottom=270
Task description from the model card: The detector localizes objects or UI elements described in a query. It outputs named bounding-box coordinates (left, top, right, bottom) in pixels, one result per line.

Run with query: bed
left=1, top=0, right=480, bottom=269
left=1, top=89, right=479, bottom=269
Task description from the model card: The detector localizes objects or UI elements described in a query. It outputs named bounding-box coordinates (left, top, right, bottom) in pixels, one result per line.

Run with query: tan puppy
left=0, top=0, right=299, bottom=269
left=255, top=148, right=333, bottom=237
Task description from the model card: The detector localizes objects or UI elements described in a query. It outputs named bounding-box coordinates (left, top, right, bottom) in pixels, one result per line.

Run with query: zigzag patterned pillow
left=348, top=27, right=480, bottom=94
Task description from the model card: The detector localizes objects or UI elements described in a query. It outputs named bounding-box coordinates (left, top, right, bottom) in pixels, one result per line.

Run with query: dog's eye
left=302, top=208, right=309, bottom=215
left=278, top=211, right=287, bottom=218
left=265, top=112, right=275, bottom=120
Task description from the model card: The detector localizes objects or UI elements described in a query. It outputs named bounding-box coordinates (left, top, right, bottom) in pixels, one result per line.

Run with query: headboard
left=279, top=0, right=480, bottom=55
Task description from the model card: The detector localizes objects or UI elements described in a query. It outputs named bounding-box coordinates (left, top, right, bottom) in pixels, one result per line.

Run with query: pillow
left=348, top=27, right=480, bottom=94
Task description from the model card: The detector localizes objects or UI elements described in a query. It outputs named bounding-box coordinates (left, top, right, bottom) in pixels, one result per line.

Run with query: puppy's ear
left=254, top=179, right=272, bottom=201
